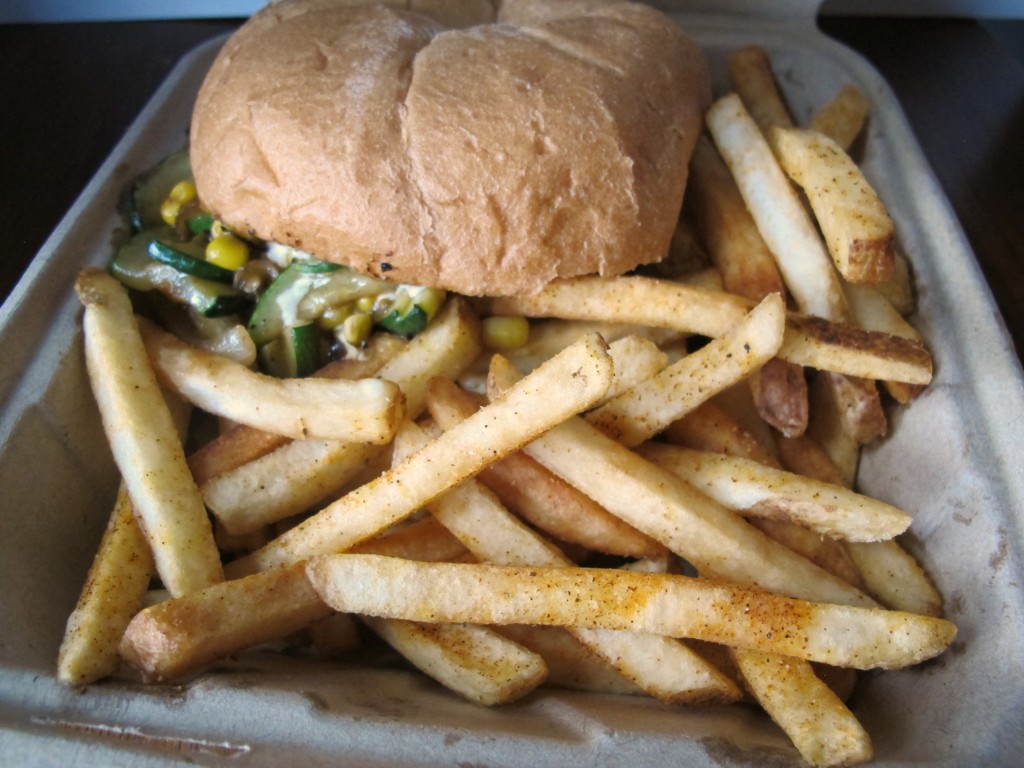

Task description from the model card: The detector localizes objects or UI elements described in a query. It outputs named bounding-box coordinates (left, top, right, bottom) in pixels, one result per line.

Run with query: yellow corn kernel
left=168, top=179, right=197, bottom=203
left=355, top=295, right=376, bottom=314
left=482, top=316, right=530, bottom=350
left=205, top=233, right=250, bottom=271
left=318, top=304, right=352, bottom=331
left=159, top=199, right=182, bottom=226
left=343, top=312, right=374, bottom=345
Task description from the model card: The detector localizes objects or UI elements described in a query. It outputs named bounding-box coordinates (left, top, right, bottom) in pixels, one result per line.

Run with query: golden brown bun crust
left=191, top=0, right=711, bottom=296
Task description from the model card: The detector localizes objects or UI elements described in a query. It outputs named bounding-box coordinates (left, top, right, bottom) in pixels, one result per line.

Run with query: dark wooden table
left=2, top=15, right=1022, bottom=360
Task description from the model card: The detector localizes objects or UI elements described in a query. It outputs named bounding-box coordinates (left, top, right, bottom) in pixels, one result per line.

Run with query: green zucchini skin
left=148, top=239, right=236, bottom=284
left=111, top=231, right=248, bottom=317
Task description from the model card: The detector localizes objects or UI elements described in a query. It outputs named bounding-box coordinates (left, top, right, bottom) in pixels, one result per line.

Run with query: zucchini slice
left=126, top=149, right=193, bottom=232
left=148, top=239, right=235, bottom=284
left=377, top=304, right=429, bottom=338
left=111, top=231, right=248, bottom=317
left=258, top=324, right=320, bottom=378
left=247, top=259, right=341, bottom=347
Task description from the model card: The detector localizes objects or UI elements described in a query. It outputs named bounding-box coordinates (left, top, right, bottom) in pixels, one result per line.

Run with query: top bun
left=191, top=0, right=711, bottom=296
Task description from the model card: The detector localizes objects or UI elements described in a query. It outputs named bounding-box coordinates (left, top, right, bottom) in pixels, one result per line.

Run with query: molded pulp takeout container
left=2, top=1, right=1023, bottom=765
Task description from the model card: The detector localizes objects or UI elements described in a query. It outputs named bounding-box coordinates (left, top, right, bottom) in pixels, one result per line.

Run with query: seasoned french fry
left=664, top=400, right=782, bottom=469
left=57, top=484, right=154, bottom=685
left=498, top=625, right=643, bottom=695
left=426, top=377, right=665, bottom=559
left=361, top=616, right=548, bottom=706
left=687, top=136, right=787, bottom=301
left=776, top=431, right=942, bottom=617
left=662, top=394, right=865, bottom=589
left=201, top=298, right=482, bottom=534
left=188, top=333, right=406, bottom=484
left=845, top=540, right=943, bottom=618
left=844, top=281, right=926, bottom=403
left=637, top=444, right=911, bottom=542
left=600, top=335, right=669, bottom=404
left=395, top=420, right=740, bottom=705
left=139, top=317, right=404, bottom=443
left=348, top=514, right=468, bottom=563
left=118, top=515, right=466, bottom=681
left=227, top=333, right=613, bottom=575
left=488, top=356, right=873, bottom=608
left=686, top=135, right=809, bottom=436
left=120, top=562, right=330, bottom=681
left=75, top=268, right=222, bottom=597
left=809, top=83, right=871, bottom=151
left=727, top=45, right=794, bottom=133
left=706, top=94, right=850, bottom=322
left=807, top=373, right=866, bottom=486
left=305, top=556, right=956, bottom=670
left=204, top=438, right=384, bottom=536
left=732, top=649, right=872, bottom=767
left=488, top=275, right=932, bottom=385
left=771, top=126, right=895, bottom=285
left=776, top=432, right=850, bottom=487
left=586, top=293, right=785, bottom=447
left=875, top=245, right=917, bottom=316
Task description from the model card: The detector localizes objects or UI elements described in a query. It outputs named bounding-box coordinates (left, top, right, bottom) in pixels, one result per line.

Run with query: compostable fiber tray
left=1, top=4, right=1023, bottom=766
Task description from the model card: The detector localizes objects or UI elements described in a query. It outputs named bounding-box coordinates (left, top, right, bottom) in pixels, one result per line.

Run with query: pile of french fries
left=59, top=45, right=955, bottom=768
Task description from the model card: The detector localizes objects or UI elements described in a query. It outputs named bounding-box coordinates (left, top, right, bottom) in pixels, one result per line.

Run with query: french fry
left=361, top=616, right=548, bottom=706
left=487, top=275, right=932, bottom=385
left=727, top=45, right=794, bottom=133
left=776, top=431, right=942, bottom=618
left=201, top=298, right=482, bottom=534
left=600, top=335, right=669, bottom=404
left=749, top=518, right=865, bottom=591
left=807, top=373, right=867, bottom=486
left=819, top=372, right=887, bottom=446
left=637, top=444, right=911, bottom=542
left=348, top=514, right=468, bottom=563
left=395, top=420, right=740, bottom=705
left=204, top=438, right=384, bottom=536
left=809, top=83, right=871, bottom=152
left=498, top=625, right=643, bottom=696
left=687, top=136, right=787, bottom=302
left=120, top=562, right=331, bottom=681
left=706, top=94, right=850, bottom=322
left=586, top=293, right=785, bottom=447
left=226, top=333, right=613, bottom=575
left=664, top=400, right=782, bottom=469
left=188, top=332, right=406, bottom=484
left=845, top=540, right=943, bottom=618
left=488, top=355, right=873, bottom=608
left=75, top=268, right=222, bottom=597
left=686, top=135, right=809, bottom=436
left=776, top=432, right=850, bottom=488
left=57, top=484, right=155, bottom=685
left=662, top=393, right=865, bottom=589
left=306, top=612, right=362, bottom=658
left=875, top=245, right=917, bottom=316
left=732, top=649, right=872, bottom=767
left=118, top=515, right=466, bottom=681
left=749, top=356, right=809, bottom=438
left=305, top=556, right=956, bottom=670
left=139, top=317, right=404, bottom=443
left=425, top=377, right=666, bottom=559
left=843, top=281, right=926, bottom=403
left=771, top=126, right=895, bottom=285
